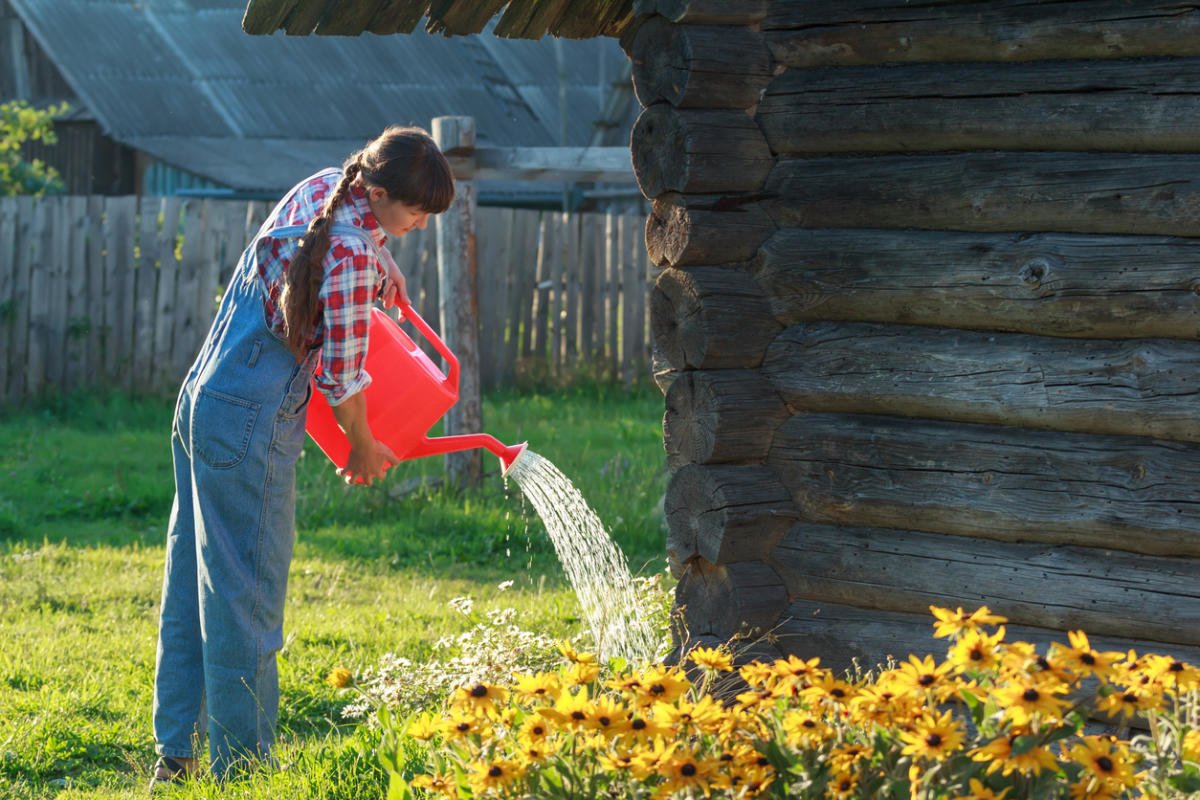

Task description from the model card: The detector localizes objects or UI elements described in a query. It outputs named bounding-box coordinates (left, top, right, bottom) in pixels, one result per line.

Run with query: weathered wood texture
left=663, top=369, right=789, bottom=466
left=674, top=557, right=787, bottom=640
left=632, top=0, right=767, bottom=25
left=0, top=197, right=654, bottom=406
left=628, top=16, right=771, bottom=109
left=753, top=228, right=1200, bottom=340
left=764, top=153, right=1200, bottom=235
left=771, top=523, right=1200, bottom=646
left=651, top=266, right=780, bottom=371
left=761, top=1, right=1200, bottom=67
left=758, top=59, right=1200, bottom=155
left=645, top=193, right=775, bottom=267
left=632, top=105, right=773, bottom=198
left=776, top=600, right=1200, bottom=675
left=666, top=463, right=797, bottom=574
left=762, top=322, right=1200, bottom=443
left=768, top=413, right=1200, bottom=558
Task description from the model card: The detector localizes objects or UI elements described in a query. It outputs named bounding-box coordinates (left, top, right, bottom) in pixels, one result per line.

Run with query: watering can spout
left=402, top=435, right=529, bottom=477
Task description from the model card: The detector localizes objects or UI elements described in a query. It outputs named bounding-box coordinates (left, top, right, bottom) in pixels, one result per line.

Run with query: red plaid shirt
left=255, top=168, right=388, bottom=405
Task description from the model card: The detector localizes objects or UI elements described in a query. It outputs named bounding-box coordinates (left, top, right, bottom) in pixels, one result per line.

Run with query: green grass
left=0, top=384, right=669, bottom=799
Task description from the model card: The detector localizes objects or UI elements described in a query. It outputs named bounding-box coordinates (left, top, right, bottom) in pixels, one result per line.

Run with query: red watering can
left=305, top=304, right=527, bottom=476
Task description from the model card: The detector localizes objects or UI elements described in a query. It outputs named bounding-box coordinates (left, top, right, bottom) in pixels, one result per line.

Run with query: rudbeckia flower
left=324, top=666, right=353, bottom=688
left=899, top=710, right=965, bottom=762
left=655, top=744, right=715, bottom=796
left=930, top=605, right=1007, bottom=638
left=512, top=671, right=561, bottom=703
left=888, top=653, right=957, bottom=700
left=468, top=758, right=525, bottom=793
left=1068, top=735, right=1137, bottom=788
left=1051, top=631, right=1123, bottom=681
left=557, top=641, right=598, bottom=665
left=633, top=664, right=690, bottom=706
left=536, top=686, right=592, bottom=730
left=992, top=677, right=1069, bottom=726
left=585, top=694, right=630, bottom=737
left=970, top=731, right=1060, bottom=776
left=411, top=772, right=456, bottom=797
left=952, top=777, right=1011, bottom=799
left=688, top=645, right=734, bottom=672
left=949, top=626, right=1006, bottom=674
left=450, top=682, right=509, bottom=717
left=1096, top=683, right=1164, bottom=719
left=1138, top=653, right=1200, bottom=692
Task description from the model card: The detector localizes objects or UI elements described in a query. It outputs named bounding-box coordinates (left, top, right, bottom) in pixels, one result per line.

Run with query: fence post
left=433, top=115, right=483, bottom=487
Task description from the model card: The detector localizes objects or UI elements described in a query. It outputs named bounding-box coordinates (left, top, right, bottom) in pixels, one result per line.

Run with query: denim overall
left=152, top=207, right=383, bottom=778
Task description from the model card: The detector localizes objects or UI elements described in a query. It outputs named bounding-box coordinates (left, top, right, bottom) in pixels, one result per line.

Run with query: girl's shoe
left=148, top=755, right=194, bottom=791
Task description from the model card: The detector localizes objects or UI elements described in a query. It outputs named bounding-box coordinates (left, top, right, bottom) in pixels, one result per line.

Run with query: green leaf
left=1168, top=766, right=1200, bottom=794
left=386, top=772, right=414, bottom=800
left=1009, top=734, right=1039, bottom=756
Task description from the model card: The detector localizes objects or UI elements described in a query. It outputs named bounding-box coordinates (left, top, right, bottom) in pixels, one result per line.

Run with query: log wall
left=631, top=0, right=1200, bottom=671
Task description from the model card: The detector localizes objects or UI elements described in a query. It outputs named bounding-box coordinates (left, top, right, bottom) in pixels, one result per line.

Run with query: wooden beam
left=664, top=369, right=789, bottom=467
left=763, top=153, right=1200, bottom=236
left=666, top=464, right=797, bottom=574
left=762, top=0, right=1200, bottom=67
left=758, top=59, right=1200, bottom=155
left=633, top=0, right=767, bottom=25
left=632, top=105, right=773, bottom=198
left=282, top=0, right=337, bottom=35
left=771, top=524, right=1200, bottom=647
left=651, top=266, right=780, bottom=371
left=366, top=0, right=427, bottom=34
left=316, top=0, right=394, bottom=34
left=629, top=17, right=771, bottom=109
left=762, top=321, right=1200, bottom=443
left=425, top=0, right=508, bottom=35
left=454, top=146, right=633, bottom=183
left=493, top=0, right=568, bottom=38
left=241, top=0, right=301, bottom=34
left=645, top=192, right=775, bottom=268
left=768, top=412, right=1200, bottom=558
left=775, top=599, right=1200, bottom=677
left=674, top=558, right=787, bottom=640
left=753, top=228, right=1200, bottom=340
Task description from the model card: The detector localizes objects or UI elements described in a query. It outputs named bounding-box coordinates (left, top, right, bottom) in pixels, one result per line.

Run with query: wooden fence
left=0, top=195, right=656, bottom=407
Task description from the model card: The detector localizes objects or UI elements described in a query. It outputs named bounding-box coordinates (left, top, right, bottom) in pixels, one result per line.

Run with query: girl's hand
left=379, top=251, right=411, bottom=309
left=338, top=440, right=398, bottom=486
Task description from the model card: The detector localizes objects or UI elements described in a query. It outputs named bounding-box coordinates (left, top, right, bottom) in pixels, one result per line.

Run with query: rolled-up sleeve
left=314, top=244, right=384, bottom=406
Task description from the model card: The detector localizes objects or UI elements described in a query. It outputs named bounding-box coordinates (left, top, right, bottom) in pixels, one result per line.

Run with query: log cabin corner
left=240, top=0, right=1200, bottom=670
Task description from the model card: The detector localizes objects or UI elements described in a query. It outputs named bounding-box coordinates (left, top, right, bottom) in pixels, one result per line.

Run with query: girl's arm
left=330, top=390, right=397, bottom=486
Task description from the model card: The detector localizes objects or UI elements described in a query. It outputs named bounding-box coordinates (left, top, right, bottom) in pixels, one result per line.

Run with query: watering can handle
left=394, top=301, right=460, bottom=390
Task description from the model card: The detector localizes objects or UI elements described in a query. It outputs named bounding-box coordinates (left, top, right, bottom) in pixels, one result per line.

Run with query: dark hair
left=281, top=125, right=455, bottom=355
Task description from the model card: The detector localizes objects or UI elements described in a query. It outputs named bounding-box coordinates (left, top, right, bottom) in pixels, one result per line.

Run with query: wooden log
left=768, top=412, right=1200, bottom=558
left=628, top=17, right=772, bottom=109
left=763, top=153, right=1200, bottom=236
left=645, top=192, right=775, bottom=268
left=758, top=59, right=1200, bottom=155
left=666, top=464, right=798, bottom=575
left=650, top=265, right=780, bottom=371
left=762, top=321, right=1200, bottom=443
left=632, top=105, right=774, bottom=198
left=664, top=369, right=789, bottom=467
left=770, top=523, right=1200, bottom=647
left=762, top=1, right=1200, bottom=68
left=674, top=558, right=787, bottom=640
left=775, top=599, right=1200, bottom=677
left=753, top=228, right=1200, bottom=340
left=633, top=0, right=768, bottom=25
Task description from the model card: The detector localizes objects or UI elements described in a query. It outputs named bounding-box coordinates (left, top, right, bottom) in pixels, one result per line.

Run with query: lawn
left=0, top=384, right=670, bottom=799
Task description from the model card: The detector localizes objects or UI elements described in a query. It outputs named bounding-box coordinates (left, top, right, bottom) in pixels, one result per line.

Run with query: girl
left=149, top=126, right=454, bottom=785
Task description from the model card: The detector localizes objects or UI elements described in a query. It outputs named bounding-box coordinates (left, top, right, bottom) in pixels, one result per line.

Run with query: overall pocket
left=194, top=387, right=262, bottom=469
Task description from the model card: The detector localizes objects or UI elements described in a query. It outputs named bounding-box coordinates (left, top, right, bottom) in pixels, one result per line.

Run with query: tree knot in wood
left=1018, top=257, right=1053, bottom=287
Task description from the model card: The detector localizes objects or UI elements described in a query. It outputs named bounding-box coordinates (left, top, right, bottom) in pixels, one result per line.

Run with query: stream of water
left=506, top=450, right=658, bottom=665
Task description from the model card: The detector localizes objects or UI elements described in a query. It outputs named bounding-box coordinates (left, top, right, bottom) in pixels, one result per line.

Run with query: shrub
left=379, top=607, right=1199, bottom=799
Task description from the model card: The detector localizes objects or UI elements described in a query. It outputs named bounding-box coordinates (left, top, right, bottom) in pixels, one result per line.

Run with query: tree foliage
left=0, top=100, right=69, bottom=196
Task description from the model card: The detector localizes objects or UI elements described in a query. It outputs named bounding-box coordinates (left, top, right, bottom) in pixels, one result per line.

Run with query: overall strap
left=257, top=223, right=398, bottom=285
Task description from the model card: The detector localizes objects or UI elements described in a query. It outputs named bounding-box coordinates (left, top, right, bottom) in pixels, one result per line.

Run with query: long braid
left=281, top=159, right=361, bottom=355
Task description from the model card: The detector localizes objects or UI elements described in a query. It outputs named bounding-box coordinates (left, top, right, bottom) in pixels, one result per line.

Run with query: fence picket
left=84, top=196, right=105, bottom=387
left=153, top=198, right=182, bottom=392
left=103, top=197, right=135, bottom=388
left=0, top=199, right=16, bottom=402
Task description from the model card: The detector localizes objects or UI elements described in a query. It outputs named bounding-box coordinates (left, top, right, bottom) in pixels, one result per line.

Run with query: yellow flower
left=564, top=660, right=600, bottom=686
left=992, top=677, right=1069, bottom=726
left=1067, top=777, right=1124, bottom=800
left=557, top=640, right=597, bottom=665
left=827, top=742, right=871, bottom=772
left=948, top=626, right=1006, bottom=674
left=324, top=666, right=353, bottom=688
left=536, top=686, right=592, bottom=730
left=512, top=671, right=561, bottom=703
left=825, top=768, right=858, bottom=799
left=738, top=661, right=777, bottom=689
left=622, top=709, right=674, bottom=742
left=1068, top=735, right=1137, bottom=788
left=971, top=731, right=1060, bottom=776
left=468, top=758, right=525, bottom=794
left=770, top=654, right=823, bottom=683
left=441, top=712, right=486, bottom=741
left=406, top=713, right=441, bottom=742
left=519, top=715, right=553, bottom=744
left=952, top=777, right=1010, bottom=800
left=1138, top=654, right=1200, bottom=693
left=801, top=671, right=856, bottom=707
left=848, top=682, right=920, bottom=727
left=655, top=744, right=715, bottom=797
left=999, top=641, right=1074, bottom=686
left=1096, top=683, right=1164, bottom=719
left=585, top=694, right=630, bottom=737
left=411, top=772, right=456, bottom=797
left=629, top=737, right=671, bottom=780
left=1051, top=631, right=1123, bottom=681
left=1182, top=729, right=1200, bottom=763
left=633, top=664, right=690, bottom=707
left=450, top=682, right=509, bottom=717
left=735, top=686, right=775, bottom=711
left=599, top=748, right=639, bottom=773
left=930, top=605, right=1007, bottom=639
left=654, top=695, right=725, bottom=734
left=888, top=653, right=957, bottom=700
left=688, top=645, right=733, bottom=672
left=899, top=709, right=965, bottom=762
left=781, top=710, right=832, bottom=748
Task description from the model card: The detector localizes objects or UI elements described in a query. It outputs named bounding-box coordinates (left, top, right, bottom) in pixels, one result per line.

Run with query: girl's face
left=365, top=185, right=432, bottom=237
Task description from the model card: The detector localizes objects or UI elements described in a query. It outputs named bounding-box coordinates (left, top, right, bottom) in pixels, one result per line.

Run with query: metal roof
left=6, top=0, right=632, bottom=191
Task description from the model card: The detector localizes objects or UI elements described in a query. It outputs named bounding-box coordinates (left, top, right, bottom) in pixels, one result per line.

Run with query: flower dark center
left=719, top=753, right=733, bottom=761
left=488, top=766, right=503, bottom=778
left=1022, top=688, right=1040, bottom=702
left=969, top=648, right=984, bottom=661
left=830, top=688, right=846, bottom=698
left=598, top=716, right=611, bottom=726
left=681, top=763, right=696, bottom=777
left=571, top=710, right=586, bottom=720
left=839, top=780, right=852, bottom=791
left=650, top=684, right=665, bottom=694
left=925, top=733, right=943, bottom=747
left=471, top=684, right=488, bottom=697
left=632, top=718, right=646, bottom=730
left=1122, top=693, right=1137, bottom=704
left=1097, top=756, right=1114, bottom=773
left=1080, top=653, right=1096, bottom=666
left=532, top=725, right=545, bottom=736
left=1169, top=661, right=1184, bottom=672
left=918, top=674, right=935, bottom=686
left=456, top=722, right=470, bottom=732
left=756, top=756, right=769, bottom=767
